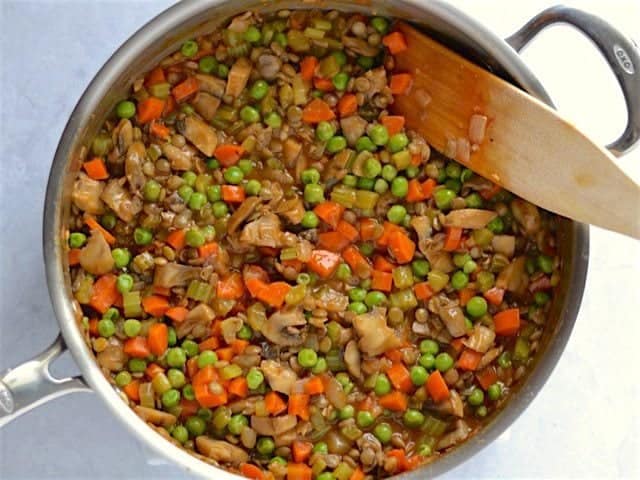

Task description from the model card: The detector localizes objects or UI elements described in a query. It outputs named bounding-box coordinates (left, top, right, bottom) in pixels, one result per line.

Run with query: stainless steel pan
left=1, top=1, right=638, bottom=478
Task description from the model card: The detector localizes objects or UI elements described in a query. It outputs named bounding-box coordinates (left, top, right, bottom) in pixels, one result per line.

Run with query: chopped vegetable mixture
left=67, top=9, right=561, bottom=480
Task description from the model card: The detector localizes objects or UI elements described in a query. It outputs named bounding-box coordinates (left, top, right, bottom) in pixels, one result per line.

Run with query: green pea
left=185, top=228, right=205, bottom=247
left=313, top=442, right=329, bottom=455
left=142, top=179, right=161, bottom=202
left=181, top=171, right=196, bottom=187
left=463, top=260, right=478, bottom=274
left=198, top=350, right=218, bottom=368
left=206, top=185, right=221, bottom=202
left=466, top=296, right=488, bottom=318
left=434, top=188, right=456, bottom=210
left=224, top=166, right=244, bottom=184
left=167, top=369, right=186, bottom=389
left=412, top=259, right=430, bottom=277
left=373, top=178, right=389, bottom=194
left=201, top=225, right=216, bottom=242
left=207, top=158, right=220, bottom=170
left=162, top=388, right=181, bottom=408
left=374, top=373, right=391, bottom=396
left=348, top=302, right=367, bottom=314
left=301, top=168, right=321, bottom=185
left=181, top=40, right=199, bottom=57
left=419, top=339, right=439, bottom=355
left=237, top=324, right=253, bottom=340
left=356, top=410, right=374, bottom=428
left=371, top=16, right=389, bottom=34
left=369, top=124, right=389, bottom=146
left=101, top=213, right=117, bottom=230
left=116, top=100, right=136, bottom=119
left=445, top=178, right=462, bottom=194
left=387, top=205, right=407, bottom=224
left=270, top=456, right=287, bottom=467
left=357, top=177, right=375, bottom=190
left=188, top=192, right=207, bottom=210
left=403, top=409, right=425, bottom=428
left=332, top=50, right=347, bottom=66
left=315, top=121, right=335, bottom=142
left=102, top=308, right=119, bottom=322
left=115, top=371, right=132, bottom=387
left=198, top=55, right=218, bottom=73
left=356, top=136, right=377, bottom=152
left=365, top=291, right=387, bottom=307
left=128, top=358, right=147, bottom=373
left=445, top=162, right=462, bottom=179
left=301, top=211, right=319, bottom=229
left=116, top=274, right=133, bottom=294
left=185, top=415, right=206, bottom=436
left=264, top=111, right=282, bottom=128
left=390, top=176, right=409, bottom=198
left=247, top=368, right=264, bottom=390
left=419, top=353, right=435, bottom=369
left=387, top=133, right=409, bottom=153
left=349, top=287, right=367, bottom=302
left=181, top=340, right=199, bottom=358
left=357, top=56, right=375, bottom=69
left=182, top=384, right=195, bottom=400
left=410, top=365, right=429, bottom=386
left=435, top=352, right=454, bottom=372
left=381, top=164, right=397, bottom=181
left=332, top=72, right=350, bottom=91
left=476, top=405, right=488, bottom=417
left=178, top=185, right=193, bottom=202
left=468, top=388, right=485, bottom=406
left=228, top=414, right=248, bottom=435
left=465, top=192, right=483, bottom=208
left=460, top=168, right=474, bottom=182
left=166, top=347, right=187, bottom=367
left=69, top=232, right=87, bottom=248
left=537, top=254, right=554, bottom=274
left=134, top=228, right=153, bottom=246
left=336, top=263, right=351, bottom=280
left=304, top=184, right=325, bottom=204
left=342, top=174, right=358, bottom=187
left=172, top=425, right=189, bottom=444
left=339, top=405, right=355, bottom=419
left=98, top=319, right=115, bottom=338
left=326, top=136, right=347, bottom=153
left=244, top=25, right=262, bottom=43
left=245, top=179, right=262, bottom=196
left=451, top=271, right=469, bottom=291
left=240, top=105, right=261, bottom=124
left=237, top=159, right=253, bottom=175
left=534, top=291, right=550, bottom=306
left=363, top=157, right=382, bottom=179
left=498, top=351, right=512, bottom=368
left=374, top=422, right=392, bottom=444
left=487, top=216, right=504, bottom=234
left=212, top=201, right=229, bottom=218
left=487, top=383, right=502, bottom=401
left=312, top=357, right=328, bottom=374
left=250, top=80, right=269, bottom=100
left=112, top=248, right=131, bottom=269
left=298, top=348, right=318, bottom=368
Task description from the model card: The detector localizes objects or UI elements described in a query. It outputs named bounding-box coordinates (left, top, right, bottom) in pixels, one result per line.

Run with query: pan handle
left=505, top=5, right=640, bottom=156
left=0, top=334, right=90, bottom=428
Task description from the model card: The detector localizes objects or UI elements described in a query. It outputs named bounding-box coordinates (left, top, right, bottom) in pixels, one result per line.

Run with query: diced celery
left=292, top=74, right=309, bottom=106
left=285, top=285, right=306, bottom=305
left=304, top=27, right=325, bottom=39
left=473, top=228, right=494, bottom=247
left=389, top=289, right=418, bottom=311
left=148, top=82, right=171, bottom=99
left=392, top=266, right=414, bottom=289
left=330, top=185, right=357, bottom=208
left=354, top=190, right=380, bottom=210
left=319, top=55, right=340, bottom=78
left=392, top=150, right=412, bottom=170
left=123, top=291, right=142, bottom=317
left=75, top=275, right=94, bottom=304
left=280, top=247, right=298, bottom=261
left=221, top=364, right=243, bottom=380
left=513, top=337, right=530, bottom=362
left=427, top=270, right=450, bottom=292
left=186, top=280, right=213, bottom=302
left=287, top=29, right=311, bottom=52
left=312, top=18, right=333, bottom=31
left=421, top=415, right=448, bottom=436
left=326, top=348, right=345, bottom=372
left=333, top=463, right=355, bottom=480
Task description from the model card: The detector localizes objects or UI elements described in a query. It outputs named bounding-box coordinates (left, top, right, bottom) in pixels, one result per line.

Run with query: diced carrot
left=171, top=77, right=199, bottom=103
left=421, top=178, right=437, bottom=198
left=371, top=270, right=393, bottom=292
left=198, top=336, right=220, bottom=352
left=145, top=363, right=164, bottom=379
left=378, top=390, right=408, bottom=411
left=443, top=227, right=463, bottom=251
left=245, top=278, right=268, bottom=298
left=494, top=308, right=521, bottom=336
left=123, top=380, right=140, bottom=401
left=406, top=179, right=426, bottom=202
left=149, top=121, right=170, bottom=140
left=88, top=318, right=99, bottom=336
left=414, top=282, right=434, bottom=301
left=222, top=185, right=246, bottom=203
left=450, top=338, right=465, bottom=353
left=288, top=393, right=310, bottom=420
left=390, top=73, right=413, bottom=95
left=484, top=287, right=505, bottom=306
left=426, top=370, right=450, bottom=402
left=381, top=115, right=405, bottom=136
left=292, top=440, right=313, bottom=463
left=145, top=67, right=166, bottom=87
left=377, top=222, right=404, bottom=247
left=228, top=377, right=249, bottom=398
left=313, top=201, right=344, bottom=229
left=308, top=250, right=341, bottom=278
left=350, top=468, right=365, bottom=480
left=198, top=242, right=219, bottom=258
left=388, top=231, right=416, bottom=264
left=193, top=365, right=228, bottom=407
left=336, top=220, right=359, bottom=242
left=476, top=366, right=498, bottom=390
left=405, top=455, right=422, bottom=471
left=337, top=93, right=358, bottom=117
left=480, top=183, right=502, bottom=200
left=384, top=349, right=404, bottom=363
left=186, top=357, right=199, bottom=379
left=83, top=157, right=109, bottom=180
left=302, top=98, right=335, bottom=123
left=317, top=231, right=350, bottom=252
left=359, top=218, right=381, bottom=242
left=313, top=76, right=335, bottom=92
left=179, top=398, right=200, bottom=418
left=68, top=248, right=81, bottom=266
left=153, top=286, right=171, bottom=296
left=458, top=287, right=475, bottom=307
left=137, top=97, right=165, bottom=124
left=214, top=144, right=245, bottom=167
left=240, top=463, right=264, bottom=480
left=304, top=376, right=325, bottom=395
left=163, top=95, right=176, bottom=116
left=300, top=56, right=318, bottom=81
left=257, top=281, right=291, bottom=308
left=231, top=339, right=249, bottom=355
left=387, top=449, right=408, bottom=473
left=89, top=274, right=120, bottom=314
left=216, top=347, right=234, bottom=362
left=84, top=214, right=116, bottom=245
left=217, top=272, right=244, bottom=300
left=142, top=295, right=170, bottom=317
left=265, top=391, right=287, bottom=415
left=147, top=323, right=169, bottom=356
left=166, top=229, right=186, bottom=250
left=387, top=363, right=413, bottom=393
left=286, top=463, right=312, bottom=480
left=123, top=336, right=151, bottom=358
left=457, top=348, right=483, bottom=371
left=382, top=31, right=408, bottom=54
left=343, top=245, right=372, bottom=276
left=373, top=255, right=395, bottom=272
left=411, top=153, right=422, bottom=166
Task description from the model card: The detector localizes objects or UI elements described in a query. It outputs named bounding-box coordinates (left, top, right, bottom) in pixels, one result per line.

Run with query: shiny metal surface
left=9, top=0, right=636, bottom=477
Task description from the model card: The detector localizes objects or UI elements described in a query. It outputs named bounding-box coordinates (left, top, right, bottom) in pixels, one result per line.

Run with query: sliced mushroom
left=112, top=118, right=133, bottom=158
left=463, top=325, right=495, bottom=353
left=192, top=92, right=221, bottom=122
left=352, top=308, right=402, bottom=356
left=274, top=196, right=305, bottom=225
left=227, top=196, right=261, bottom=234
left=72, top=173, right=105, bottom=215
left=134, top=406, right=177, bottom=427
left=344, top=340, right=362, bottom=380
left=283, top=138, right=302, bottom=166
left=240, top=213, right=285, bottom=248
left=313, top=286, right=349, bottom=313
left=79, top=230, right=115, bottom=275
left=256, top=54, right=281, bottom=81
left=340, top=116, right=368, bottom=145
left=225, top=57, right=252, bottom=98
left=496, top=256, right=529, bottom=295
left=100, top=178, right=143, bottom=222
left=97, top=344, right=126, bottom=371
left=417, top=233, right=455, bottom=273
left=153, top=262, right=201, bottom=288
left=261, top=359, right=299, bottom=394
left=433, top=295, right=467, bottom=338
left=162, top=143, right=192, bottom=171
left=176, top=303, right=215, bottom=339
left=220, top=316, right=243, bottom=345
left=443, top=209, right=497, bottom=229
left=195, top=73, right=226, bottom=97
left=195, top=437, right=249, bottom=466
left=511, top=198, right=541, bottom=236
left=437, top=420, right=471, bottom=449
left=492, top=235, right=516, bottom=258
left=177, top=115, right=218, bottom=156
left=342, top=36, right=379, bottom=56
left=323, top=375, right=348, bottom=409
left=364, top=68, right=388, bottom=98
left=250, top=414, right=297, bottom=436
left=125, top=141, right=147, bottom=192
left=261, top=308, right=307, bottom=347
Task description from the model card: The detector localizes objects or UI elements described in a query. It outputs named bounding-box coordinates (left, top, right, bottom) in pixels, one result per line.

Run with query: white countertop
left=0, top=0, right=638, bottom=478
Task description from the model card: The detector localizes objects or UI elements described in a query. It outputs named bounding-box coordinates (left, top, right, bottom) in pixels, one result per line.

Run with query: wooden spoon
left=391, top=22, right=640, bottom=239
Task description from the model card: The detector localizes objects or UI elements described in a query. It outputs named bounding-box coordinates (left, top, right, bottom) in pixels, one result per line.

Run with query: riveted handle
left=506, top=5, right=640, bottom=156
left=0, top=334, right=90, bottom=428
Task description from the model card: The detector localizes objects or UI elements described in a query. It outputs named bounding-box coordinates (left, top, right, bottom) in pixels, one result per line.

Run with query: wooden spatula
left=391, top=23, right=640, bottom=239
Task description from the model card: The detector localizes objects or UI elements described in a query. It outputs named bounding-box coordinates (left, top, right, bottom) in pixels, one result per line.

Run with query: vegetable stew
left=66, top=9, right=561, bottom=480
